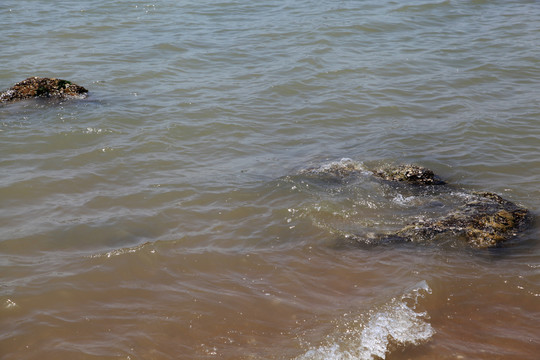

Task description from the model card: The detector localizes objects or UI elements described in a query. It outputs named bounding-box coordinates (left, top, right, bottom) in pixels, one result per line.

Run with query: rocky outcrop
left=383, top=191, right=532, bottom=248
left=300, top=161, right=445, bottom=185
left=300, top=161, right=532, bottom=248
left=372, top=164, right=445, bottom=185
left=0, top=77, right=88, bottom=103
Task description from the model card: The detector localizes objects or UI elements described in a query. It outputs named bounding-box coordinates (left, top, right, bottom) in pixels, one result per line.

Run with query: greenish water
left=1, top=1, right=539, bottom=359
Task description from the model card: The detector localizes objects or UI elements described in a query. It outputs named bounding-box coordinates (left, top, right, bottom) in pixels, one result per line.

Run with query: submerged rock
left=387, top=191, right=532, bottom=248
left=300, top=161, right=532, bottom=248
left=372, top=164, right=445, bottom=185
left=299, top=158, right=363, bottom=179
left=0, top=77, right=88, bottom=103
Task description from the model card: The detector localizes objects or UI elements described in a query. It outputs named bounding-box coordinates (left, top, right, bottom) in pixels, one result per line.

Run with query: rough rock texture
left=372, top=164, right=445, bottom=185
left=304, top=162, right=532, bottom=248
left=389, top=191, right=532, bottom=248
left=0, top=77, right=88, bottom=103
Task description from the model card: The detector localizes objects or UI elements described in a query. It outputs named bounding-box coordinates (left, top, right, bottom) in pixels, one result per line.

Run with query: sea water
left=1, top=1, right=539, bottom=359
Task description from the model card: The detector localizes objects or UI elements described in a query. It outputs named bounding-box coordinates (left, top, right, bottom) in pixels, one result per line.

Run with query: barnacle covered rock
left=388, top=191, right=532, bottom=248
left=372, top=164, right=445, bottom=185
left=0, top=77, right=88, bottom=103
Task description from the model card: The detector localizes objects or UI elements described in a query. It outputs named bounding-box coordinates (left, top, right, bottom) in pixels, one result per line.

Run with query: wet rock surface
left=383, top=191, right=532, bottom=248
left=372, top=164, right=445, bottom=185
left=299, top=161, right=532, bottom=248
left=0, top=77, right=88, bottom=103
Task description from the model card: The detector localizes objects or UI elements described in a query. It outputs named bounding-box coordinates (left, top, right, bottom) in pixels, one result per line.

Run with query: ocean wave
left=88, top=241, right=155, bottom=259
left=295, top=281, right=434, bottom=360
left=299, top=158, right=366, bottom=177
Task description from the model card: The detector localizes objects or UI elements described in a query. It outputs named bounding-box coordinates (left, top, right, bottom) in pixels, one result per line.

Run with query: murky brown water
left=2, top=1, right=539, bottom=359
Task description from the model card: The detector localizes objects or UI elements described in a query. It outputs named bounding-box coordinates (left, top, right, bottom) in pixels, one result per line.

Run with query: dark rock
left=372, top=164, right=445, bottom=185
left=303, top=161, right=532, bottom=248
left=0, top=77, right=88, bottom=103
left=382, top=191, right=532, bottom=248
left=340, top=191, right=531, bottom=249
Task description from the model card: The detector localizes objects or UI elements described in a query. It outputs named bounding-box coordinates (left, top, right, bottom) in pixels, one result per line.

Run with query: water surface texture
left=1, top=1, right=539, bottom=359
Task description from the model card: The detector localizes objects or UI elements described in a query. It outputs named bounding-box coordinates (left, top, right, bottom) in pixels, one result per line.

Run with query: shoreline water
left=2, top=1, right=539, bottom=359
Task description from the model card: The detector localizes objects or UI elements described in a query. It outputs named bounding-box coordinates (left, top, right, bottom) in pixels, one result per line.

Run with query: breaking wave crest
left=296, top=281, right=434, bottom=360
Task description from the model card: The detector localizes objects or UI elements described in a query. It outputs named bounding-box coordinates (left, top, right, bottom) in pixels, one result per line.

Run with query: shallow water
left=1, top=1, right=539, bottom=359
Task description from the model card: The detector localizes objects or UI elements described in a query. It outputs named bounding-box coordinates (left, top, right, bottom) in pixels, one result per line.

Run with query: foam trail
left=296, top=281, right=434, bottom=360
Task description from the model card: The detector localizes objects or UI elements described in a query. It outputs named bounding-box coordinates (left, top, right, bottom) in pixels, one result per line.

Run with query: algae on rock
left=0, top=77, right=88, bottom=103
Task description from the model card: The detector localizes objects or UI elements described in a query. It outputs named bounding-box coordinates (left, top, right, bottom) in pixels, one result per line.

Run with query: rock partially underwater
left=299, top=158, right=364, bottom=180
left=0, top=77, right=88, bottom=103
left=299, top=161, right=445, bottom=186
left=384, top=191, right=532, bottom=248
left=372, top=164, right=445, bottom=185
left=298, top=160, right=532, bottom=249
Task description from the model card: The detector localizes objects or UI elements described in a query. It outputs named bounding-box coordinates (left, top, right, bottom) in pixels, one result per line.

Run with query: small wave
left=89, top=242, right=155, bottom=259
left=296, top=281, right=434, bottom=360
left=3, top=298, right=18, bottom=309
left=392, top=193, right=416, bottom=206
left=300, top=158, right=366, bottom=176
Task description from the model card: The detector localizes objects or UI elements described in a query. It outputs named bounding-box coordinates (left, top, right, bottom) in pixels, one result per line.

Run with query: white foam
left=296, top=281, right=434, bottom=360
left=0, top=89, right=15, bottom=101
left=4, top=299, right=17, bottom=309
left=89, top=242, right=155, bottom=258
left=85, top=127, right=103, bottom=134
left=302, top=158, right=366, bottom=176
left=392, top=193, right=416, bottom=206
left=320, top=158, right=360, bottom=170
